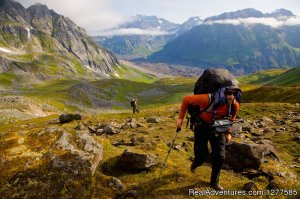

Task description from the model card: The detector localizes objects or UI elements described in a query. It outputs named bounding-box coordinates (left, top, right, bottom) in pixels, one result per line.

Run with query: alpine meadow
left=0, top=0, right=300, bottom=198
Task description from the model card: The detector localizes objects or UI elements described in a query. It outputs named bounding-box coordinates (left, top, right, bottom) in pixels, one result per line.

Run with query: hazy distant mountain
left=0, top=0, right=119, bottom=81
left=174, top=16, right=203, bottom=35
left=204, top=8, right=295, bottom=22
left=93, top=15, right=203, bottom=59
left=264, top=8, right=295, bottom=18
left=148, top=24, right=300, bottom=73
left=204, top=8, right=264, bottom=21
left=147, top=8, right=300, bottom=73
left=120, top=14, right=178, bottom=32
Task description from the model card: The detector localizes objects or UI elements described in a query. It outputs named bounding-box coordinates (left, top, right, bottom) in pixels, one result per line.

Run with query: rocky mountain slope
left=0, top=0, right=119, bottom=83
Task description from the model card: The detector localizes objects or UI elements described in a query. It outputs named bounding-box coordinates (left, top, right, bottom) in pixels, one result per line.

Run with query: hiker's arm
left=177, top=96, right=191, bottom=128
left=226, top=101, right=239, bottom=143
left=179, top=94, right=208, bottom=119
left=178, top=95, right=192, bottom=120
left=230, top=100, right=240, bottom=121
left=177, top=95, right=207, bottom=128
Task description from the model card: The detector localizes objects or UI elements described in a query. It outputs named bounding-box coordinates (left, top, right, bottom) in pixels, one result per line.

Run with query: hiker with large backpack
left=176, top=69, right=241, bottom=191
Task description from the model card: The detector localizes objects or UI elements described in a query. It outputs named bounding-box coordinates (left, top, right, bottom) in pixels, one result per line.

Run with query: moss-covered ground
left=0, top=67, right=300, bottom=198
left=0, top=102, right=299, bottom=198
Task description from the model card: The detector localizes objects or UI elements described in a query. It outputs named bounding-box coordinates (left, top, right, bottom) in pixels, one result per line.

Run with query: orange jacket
left=179, top=94, right=239, bottom=123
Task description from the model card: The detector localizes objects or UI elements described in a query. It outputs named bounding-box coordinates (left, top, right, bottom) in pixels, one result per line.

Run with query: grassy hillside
left=237, top=68, right=290, bottom=85
left=0, top=76, right=195, bottom=124
left=17, top=78, right=192, bottom=110
left=114, top=64, right=158, bottom=83
left=238, top=67, right=300, bottom=86
left=238, top=67, right=300, bottom=103
left=241, top=86, right=300, bottom=103
left=1, top=70, right=299, bottom=123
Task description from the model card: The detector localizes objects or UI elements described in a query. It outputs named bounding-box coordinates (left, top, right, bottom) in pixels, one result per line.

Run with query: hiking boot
left=210, top=184, right=223, bottom=191
left=190, top=161, right=200, bottom=173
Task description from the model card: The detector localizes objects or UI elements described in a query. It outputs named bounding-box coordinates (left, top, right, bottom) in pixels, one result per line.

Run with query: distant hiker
left=176, top=85, right=241, bottom=191
left=130, top=99, right=139, bottom=113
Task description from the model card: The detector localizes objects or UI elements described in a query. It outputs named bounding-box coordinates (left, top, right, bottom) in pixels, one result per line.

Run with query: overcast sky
left=16, top=0, right=300, bottom=35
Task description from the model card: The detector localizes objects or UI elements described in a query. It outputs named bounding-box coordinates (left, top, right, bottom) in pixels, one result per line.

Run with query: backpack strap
left=227, top=101, right=235, bottom=120
left=200, top=93, right=214, bottom=114
left=212, top=98, right=236, bottom=121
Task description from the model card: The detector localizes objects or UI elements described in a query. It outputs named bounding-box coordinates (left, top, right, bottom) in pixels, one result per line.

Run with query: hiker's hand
left=176, top=118, right=183, bottom=129
left=225, top=132, right=232, bottom=143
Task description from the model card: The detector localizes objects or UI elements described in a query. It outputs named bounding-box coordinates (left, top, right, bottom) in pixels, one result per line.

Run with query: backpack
left=187, top=68, right=241, bottom=130
left=193, top=68, right=239, bottom=94
left=186, top=90, right=238, bottom=131
left=130, top=99, right=135, bottom=107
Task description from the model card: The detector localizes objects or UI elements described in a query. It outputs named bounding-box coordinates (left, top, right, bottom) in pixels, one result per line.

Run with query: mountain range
left=0, top=0, right=119, bottom=84
left=1, top=0, right=300, bottom=78
left=93, top=15, right=203, bottom=59
left=95, top=8, right=300, bottom=74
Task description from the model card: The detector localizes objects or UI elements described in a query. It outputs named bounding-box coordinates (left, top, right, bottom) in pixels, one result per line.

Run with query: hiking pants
left=193, top=122, right=226, bottom=186
left=133, top=106, right=139, bottom=113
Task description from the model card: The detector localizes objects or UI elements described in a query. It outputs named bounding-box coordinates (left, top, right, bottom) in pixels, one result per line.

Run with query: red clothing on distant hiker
left=178, top=94, right=239, bottom=123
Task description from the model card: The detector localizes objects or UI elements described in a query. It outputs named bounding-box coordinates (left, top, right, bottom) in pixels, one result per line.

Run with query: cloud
left=91, top=28, right=171, bottom=36
left=206, top=16, right=300, bottom=28
left=15, top=0, right=127, bottom=33
left=285, top=16, right=300, bottom=26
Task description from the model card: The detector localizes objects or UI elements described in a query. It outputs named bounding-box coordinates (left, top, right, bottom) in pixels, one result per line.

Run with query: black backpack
left=187, top=68, right=241, bottom=130
left=193, top=68, right=239, bottom=94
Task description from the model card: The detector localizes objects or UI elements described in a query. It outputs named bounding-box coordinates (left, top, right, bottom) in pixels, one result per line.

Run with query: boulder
left=121, top=119, right=138, bottom=129
left=262, top=117, right=273, bottom=124
left=102, top=125, right=117, bottom=135
left=275, top=127, right=286, bottom=133
left=110, top=122, right=122, bottom=129
left=108, top=177, right=126, bottom=192
left=94, top=123, right=120, bottom=135
left=119, top=149, right=158, bottom=172
left=259, top=139, right=276, bottom=153
left=74, top=123, right=86, bottom=130
left=263, top=128, right=273, bottom=133
left=50, top=131, right=103, bottom=176
left=254, top=120, right=267, bottom=128
left=146, top=117, right=161, bottom=123
left=292, top=136, right=300, bottom=143
left=243, top=182, right=258, bottom=191
left=231, top=123, right=242, bottom=137
left=122, top=190, right=138, bottom=199
left=59, top=113, right=81, bottom=124
left=224, top=141, right=277, bottom=171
